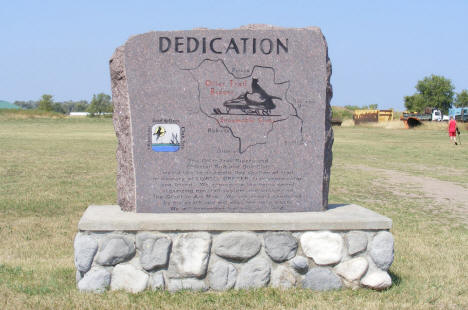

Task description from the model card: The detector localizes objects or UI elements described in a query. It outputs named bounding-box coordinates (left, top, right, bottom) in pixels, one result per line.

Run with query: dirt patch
left=356, top=120, right=406, bottom=129
left=406, top=164, right=467, bottom=177
left=353, top=165, right=468, bottom=225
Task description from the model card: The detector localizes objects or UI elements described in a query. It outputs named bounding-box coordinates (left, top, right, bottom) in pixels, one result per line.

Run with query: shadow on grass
left=327, top=204, right=349, bottom=210
left=389, top=270, right=402, bottom=287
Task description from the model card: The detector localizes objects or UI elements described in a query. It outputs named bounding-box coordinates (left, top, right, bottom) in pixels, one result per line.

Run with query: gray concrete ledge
left=78, top=204, right=392, bottom=231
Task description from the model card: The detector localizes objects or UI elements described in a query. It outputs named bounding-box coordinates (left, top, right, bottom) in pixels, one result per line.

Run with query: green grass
left=332, top=126, right=467, bottom=185
left=0, top=118, right=116, bottom=217
left=0, top=118, right=467, bottom=309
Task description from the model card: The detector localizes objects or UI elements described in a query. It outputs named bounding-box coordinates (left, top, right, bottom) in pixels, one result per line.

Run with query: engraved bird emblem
left=153, top=126, right=166, bottom=141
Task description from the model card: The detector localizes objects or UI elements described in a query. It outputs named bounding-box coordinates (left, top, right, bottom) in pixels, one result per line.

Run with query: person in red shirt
left=448, top=116, right=458, bottom=145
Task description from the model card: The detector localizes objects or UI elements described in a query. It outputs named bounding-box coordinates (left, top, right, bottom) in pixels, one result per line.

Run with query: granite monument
left=110, top=25, right=333, bottom=213
left=74, top=26, right=394, bottom=293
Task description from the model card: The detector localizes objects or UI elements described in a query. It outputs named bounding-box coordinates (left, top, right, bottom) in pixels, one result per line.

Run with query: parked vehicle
left=432, top=109, right=443, bottom=121
left=400, top=108, right=445, bottom=127
left=401, top=108, right=443, bottom=122
left=448, top=107, right=468, bottom=122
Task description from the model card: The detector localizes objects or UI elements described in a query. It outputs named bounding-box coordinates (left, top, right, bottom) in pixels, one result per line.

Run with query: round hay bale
left=341, top=119, right=355, bottom=127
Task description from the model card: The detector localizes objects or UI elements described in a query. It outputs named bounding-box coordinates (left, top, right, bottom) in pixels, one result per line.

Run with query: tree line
left=404, top=75, right=468, bottom=113
left=14, top=93, right=113, bottom=116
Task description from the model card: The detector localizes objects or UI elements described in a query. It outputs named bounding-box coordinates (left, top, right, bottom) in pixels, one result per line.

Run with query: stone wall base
left=75, top=205, right=394, bottom=293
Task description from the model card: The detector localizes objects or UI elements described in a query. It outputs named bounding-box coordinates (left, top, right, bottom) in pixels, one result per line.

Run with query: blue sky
left=1, top=0, right=467, bottom=110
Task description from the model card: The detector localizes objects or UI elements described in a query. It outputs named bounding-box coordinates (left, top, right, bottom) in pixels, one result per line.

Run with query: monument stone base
left=74, top=205, right=394, bottom=293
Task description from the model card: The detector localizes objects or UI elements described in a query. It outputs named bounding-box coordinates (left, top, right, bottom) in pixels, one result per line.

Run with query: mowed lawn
left=0, top=118, right=467, bottom=309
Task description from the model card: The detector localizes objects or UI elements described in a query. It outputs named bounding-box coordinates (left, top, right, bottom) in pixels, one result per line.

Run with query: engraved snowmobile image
left=213, top=78, right=281, bottom=116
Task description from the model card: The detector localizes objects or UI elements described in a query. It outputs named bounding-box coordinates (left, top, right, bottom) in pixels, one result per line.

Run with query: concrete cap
left=78, top=205, right=392, bottom=231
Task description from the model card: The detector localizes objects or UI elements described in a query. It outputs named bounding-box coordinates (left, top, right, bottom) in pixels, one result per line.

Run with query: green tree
left=14, top=100, right=37, bottom=109
left=404, top=75, right=454, bottom=113
left=61, top=100, right=89, bottom=113
left=454, top=89, right=468, bottom=107
left=344, top=105, right=360, bottom=110
left=74, top=101, right=89, bottom=112
left=87, top=93, right=112, bottom=116
left=404, top=93, right=425, bottom=112
left=52, top=102, right=66, bottom=114
left=37, top=94, right=54, bottom=111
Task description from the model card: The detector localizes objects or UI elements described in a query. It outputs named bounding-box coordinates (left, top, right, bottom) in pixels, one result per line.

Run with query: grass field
left=0, top=118, right=467, bottom=309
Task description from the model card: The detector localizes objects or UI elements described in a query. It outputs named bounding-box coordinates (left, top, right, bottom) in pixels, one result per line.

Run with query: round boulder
left=271, top=265, right=296, bottom=289
left=110, top=264, right=149, bottom=293
left=214, top=232, right=261, bottom=260
left=208, top=260, right=237, bottom=291
left=333, top=257, right=368, bottom=282
left=360, top=270, right=392, bottom=290
left=136, top=232, right=172, bottom=271
left=289, top=255, right=309, bottom=274
left=168, top=232, right=211, bottom=278
left=74, top=233, right=98, bottom=273
left=300, top=231, right=344, bottom=265
left=77, top=266, right=111, bottom=293
left=369, top=231, right=394, bottom=270
left=95, top=235, right=135, bottom=266
left=235, top=257, right=271, bottom=289
left=302, top=267, right=342, bottom=291
left=264, top=232, right=298, bottom=262
left=345, top=231, right=368, bottom=256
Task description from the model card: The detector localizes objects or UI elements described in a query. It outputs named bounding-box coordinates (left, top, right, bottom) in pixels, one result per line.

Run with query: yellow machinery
left=353, top=109, right=393, bottom=124
left=378, top=109, right=393, bottom=122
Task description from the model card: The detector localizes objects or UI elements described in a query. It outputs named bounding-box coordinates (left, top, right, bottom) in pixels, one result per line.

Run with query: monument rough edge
left=110, top=25, right=333, bottom=212
left=110, top=45, right=135, bottom=212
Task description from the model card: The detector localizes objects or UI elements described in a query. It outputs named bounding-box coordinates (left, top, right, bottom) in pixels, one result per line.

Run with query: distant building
left=69, top=112, right=112, bottom=116
left=0, top=100, right=20, bottom=109
left=70, top=112, right=90, bottom=116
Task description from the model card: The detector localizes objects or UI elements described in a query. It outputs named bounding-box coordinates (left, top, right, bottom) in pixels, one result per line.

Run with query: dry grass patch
left=0, top=109, right=66, bottom=120
left=357, top=120, right=406, bottom=129
left=0, top=119, right=467, bottom=309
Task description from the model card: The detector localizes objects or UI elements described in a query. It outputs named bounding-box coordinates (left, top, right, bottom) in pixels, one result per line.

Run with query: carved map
left=183, top=59, right=303, bottom=153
